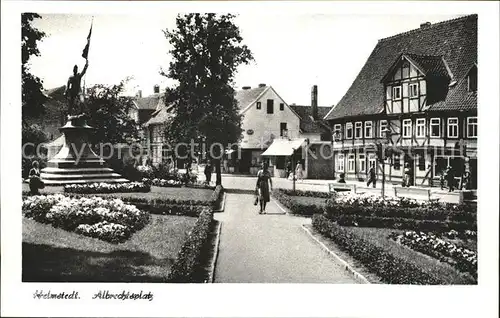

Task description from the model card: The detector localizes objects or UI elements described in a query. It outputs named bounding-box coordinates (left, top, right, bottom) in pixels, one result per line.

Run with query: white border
left=2, top=1, right=499, bottom=317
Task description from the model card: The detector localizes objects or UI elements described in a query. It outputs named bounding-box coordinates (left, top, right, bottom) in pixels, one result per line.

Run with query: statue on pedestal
left=64, top=59, right=89, bottom=116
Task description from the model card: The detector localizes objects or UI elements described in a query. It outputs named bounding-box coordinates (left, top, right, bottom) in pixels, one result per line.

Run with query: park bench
left=329, top=183, right=356, bottom=193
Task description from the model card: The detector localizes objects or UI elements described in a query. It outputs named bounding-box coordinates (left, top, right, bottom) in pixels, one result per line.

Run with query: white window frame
left=379, top=120, right=388, bottom=138
left=430, top=118, right=441, bottom=138
left=345, top=122, right=353, bottom=139
left=416, top=118, right=426, bottom=138
left=409, top=83, right=419, bottom=98
left=393, top=86, right=402, bottom=100
left=447, top=117, right=459, bottom=138
left=348, top=154, right=355, bottom=172
left=358, top=154, right=366, bottom=173
left=467, top=117, right=477, bottom=138
left=354, top=121, right=363, bottom=139
left=364, top=121, right=373, bottom=138
left=337, top=154, right=344, bottom=172
left=402, top=119, right=412, bottom=138
left=333, top=124, right=342, bottom=140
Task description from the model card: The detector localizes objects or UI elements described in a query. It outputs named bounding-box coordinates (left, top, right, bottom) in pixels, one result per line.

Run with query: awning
left=261, top=138, right=306, bottom=156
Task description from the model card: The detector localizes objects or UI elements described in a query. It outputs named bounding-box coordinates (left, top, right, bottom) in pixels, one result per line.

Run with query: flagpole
left=83, top=16, right=93, bottom=100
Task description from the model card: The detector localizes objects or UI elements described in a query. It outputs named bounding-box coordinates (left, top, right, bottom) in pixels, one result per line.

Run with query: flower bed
left=64, top=182, right=151, bottom=194
left=142, top=178, right=183, bottom=188
left=272, top=189, right=324, bottom=216
left=168, top=208, right=213, bottom=283
left=23, top=194, right=150, bottom=243
left=312, top=214, right=475, bottom=284
left=389, top=231, right=477, bottom=278
left=323, top=194, right=476, bottom=232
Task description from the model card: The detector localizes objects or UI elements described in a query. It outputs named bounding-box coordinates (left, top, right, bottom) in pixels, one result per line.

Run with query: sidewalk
left=213, top=193, right=359, bottom=283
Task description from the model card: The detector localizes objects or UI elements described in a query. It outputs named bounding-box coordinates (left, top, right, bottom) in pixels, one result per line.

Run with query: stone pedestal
left=41, top=115, right=128, bottom=185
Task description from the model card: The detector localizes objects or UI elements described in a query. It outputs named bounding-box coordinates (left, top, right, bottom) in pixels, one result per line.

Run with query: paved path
left=213, top=193, right=359, bottom=283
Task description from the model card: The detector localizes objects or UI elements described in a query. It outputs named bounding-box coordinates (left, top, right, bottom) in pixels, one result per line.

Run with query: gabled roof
left=134, top=93, right=164, bottom=110
left=290, top=105, right=332, bottom=133
left=325, top=14, right=477, bottom=121
left=381, top=53, right=453, bottom=83
left=235, top=86, right=269, bottom=111
left=145, top=104, right=175, bottom=126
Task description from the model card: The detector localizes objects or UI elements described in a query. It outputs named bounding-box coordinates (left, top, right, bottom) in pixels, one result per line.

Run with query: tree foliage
left=85, top=82, right=139, bottom=145
left=22, top=13, right=47, bottom=119
left=162, top=13, right=253, bottom=184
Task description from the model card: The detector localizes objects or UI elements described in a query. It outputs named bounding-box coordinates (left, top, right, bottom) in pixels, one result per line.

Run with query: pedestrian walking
left=29, top=161, right=44, bottom=195
left=204, top=161, right=212, bottom=185
left=461, top=169, right=471, bottom=190
left=403, top=162, right=412, bottom=187
left=286, top=160, right=292, bottom=179
left=338, top=172, right=346, bottom=183
left=445, top=166, right=455, bottom=192
left=367, top=164, right=377, bottom=188
left=255, top=162, right=273, bottom=214
left=295, top=161, right=304, bottom=182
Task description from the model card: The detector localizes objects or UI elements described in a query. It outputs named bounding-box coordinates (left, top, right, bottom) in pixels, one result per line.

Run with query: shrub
left=168, top=208, right=213, bottom=283
left=279, top=189, right=332, bottom=199
left=312, top=214, right=475, bottom=284
left=272, top=189, right=324, bottom=216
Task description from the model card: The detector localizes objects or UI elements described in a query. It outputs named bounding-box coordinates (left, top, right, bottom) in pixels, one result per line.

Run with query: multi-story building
left=324, top=15, right=477, bottom=188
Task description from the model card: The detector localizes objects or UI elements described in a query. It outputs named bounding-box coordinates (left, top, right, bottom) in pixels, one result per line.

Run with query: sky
left=29, top=13, right=463, bottom=107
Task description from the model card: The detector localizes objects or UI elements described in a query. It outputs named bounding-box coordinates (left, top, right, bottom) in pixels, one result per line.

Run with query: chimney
left=153, top=85, right=160, bottom=94
left=258, top=83, right=266, bottom=88
left=136, top=90, right=142, bottom=98
left=420, top=22, right=431, bottom=29
left=311, top=85, right=318, bottom=120
left=242, top=86, right=251, bottom=90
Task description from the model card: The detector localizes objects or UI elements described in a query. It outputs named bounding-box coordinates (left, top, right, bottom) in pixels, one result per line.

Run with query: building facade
left=324, top=15, right=477, bottom=188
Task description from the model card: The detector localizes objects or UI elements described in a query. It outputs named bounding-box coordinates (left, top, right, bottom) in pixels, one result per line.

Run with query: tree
left=22, top=13, right=47, bottom=120
left=162, top=13, right=253, bottom=185
left=84, top=82, right=139, bottom=146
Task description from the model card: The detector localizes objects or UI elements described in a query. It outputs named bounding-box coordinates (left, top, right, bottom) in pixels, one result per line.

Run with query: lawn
left=22, top=183, right=214, bottom=202
left=343, top=226, right=475, bottom=284
left=22, top=214, right=197, bottom=282
left=290, top=196, right=328, bottom=206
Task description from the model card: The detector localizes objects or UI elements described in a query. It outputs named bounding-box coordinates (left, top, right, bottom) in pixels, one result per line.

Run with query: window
left=402, top=119, right=412, bottom=138
left=359, top=154, right=366, bottom=173
left=393, top=154, right=401, bottom=170
left=418, top=154, right=426, bottom=171
left=409, top=83, right=419, bottom=97
left=467, top=117, right=477, bottom=138
left=393, top=86, right=402, bottom=100
left=430, top=118, right=441, bottom=137
left=267, top=99, right=274, bottom=114
left=365, top=121, right=373, bottom=138
left=447, top=118, right=459, bottom=138
left=416, top=118, right=425, bottom=138
left=468, top=67, right=477, bottom=92
left=355, top=122, right=363, bottom=139
left=337, top=154, right=344, bottom=172
left=348, top=154, right=355, bottom=172
left=256, top=102, right=261, bottom=110
left=345, top=122, right=353, bottom=139
left=379, top=120, right=388, bottom=138
left=333, top=124, right=342, bottom=140
left=280, top=122, right=287, bottom=137
left=280, top=103, right=284, bottom=111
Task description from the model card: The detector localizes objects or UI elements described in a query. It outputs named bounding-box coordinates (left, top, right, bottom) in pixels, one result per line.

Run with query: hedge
left=272, top=189, right=324, bottom=216
left=312, top=214, right=475, bottom=285
left=279, top=189, right=332, bottom=199
left=167, top=208, right=214, bottom=283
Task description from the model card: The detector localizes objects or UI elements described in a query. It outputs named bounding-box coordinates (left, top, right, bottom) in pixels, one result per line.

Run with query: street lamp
left=291, top=147, right=296, bottom=193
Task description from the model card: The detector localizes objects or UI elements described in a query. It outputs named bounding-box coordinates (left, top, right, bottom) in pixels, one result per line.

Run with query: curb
left=301, top=224, right=371, bottom=284
left=273, top=199, right=290, bottom=215
left=213, top=192, right=227, bottom=212
left=207, top=221, right=222, bottom=283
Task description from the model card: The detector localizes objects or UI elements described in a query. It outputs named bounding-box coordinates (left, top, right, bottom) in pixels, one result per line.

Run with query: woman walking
left=255, top=162, right=273, bottom=214
left=29, top=161, right=44, bottom=195
left=295, top=161, right=304, bottom=182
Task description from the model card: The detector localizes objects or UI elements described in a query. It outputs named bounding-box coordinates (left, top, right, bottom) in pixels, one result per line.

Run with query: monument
left=41, top=32, right=128, bottom=185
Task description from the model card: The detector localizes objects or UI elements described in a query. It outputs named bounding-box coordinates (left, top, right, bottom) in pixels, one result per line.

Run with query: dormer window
left=393, top=86, right=401, bottom=100
left=468, top=66, right=477, bottom=92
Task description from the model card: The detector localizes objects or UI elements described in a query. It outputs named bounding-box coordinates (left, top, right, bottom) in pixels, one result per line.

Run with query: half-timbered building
left=324, top=15, right=477, bottom=188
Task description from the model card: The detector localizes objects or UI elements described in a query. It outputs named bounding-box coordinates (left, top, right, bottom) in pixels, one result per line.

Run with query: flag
left=81, top=20, right=93, bottom=59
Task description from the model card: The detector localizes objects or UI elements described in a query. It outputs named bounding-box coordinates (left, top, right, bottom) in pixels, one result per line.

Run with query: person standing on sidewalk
left=367, top=164, right=377, bottom=188
left=295, top=161, right=304, bottom=182
left=445, top=166, right=455, bottom=192
left=204, top=161, right=212, bottom=185
left=403, top=162, right=412, bottom=187
left=255, top=161, right=273, bottom=214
